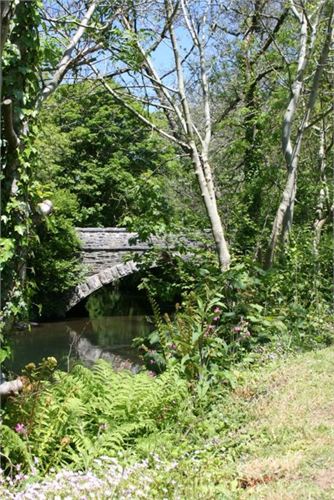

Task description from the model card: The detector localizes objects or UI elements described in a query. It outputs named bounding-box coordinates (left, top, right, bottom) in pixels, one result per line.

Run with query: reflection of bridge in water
left=69, top=330, right=141, bottom=373
left=67, top=228, right=203, bottom=311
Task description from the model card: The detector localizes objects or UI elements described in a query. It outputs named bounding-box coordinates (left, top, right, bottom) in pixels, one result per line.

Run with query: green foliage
left=29, top=189, right=84, bottom=318
left=37, top=82, right=186, bottom=233
left=136, top=249, right=333, bottom=386
left=2, top=360, right=187, bottom=473
left=0, top=0, right=44, bottom=339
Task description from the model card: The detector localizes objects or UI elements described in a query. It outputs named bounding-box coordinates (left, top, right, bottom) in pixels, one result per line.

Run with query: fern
left=0, top=425, right=31, bottom=469
left=145, top=285, right=170, bottom=353
left=3, top=361, right=188, bottom=472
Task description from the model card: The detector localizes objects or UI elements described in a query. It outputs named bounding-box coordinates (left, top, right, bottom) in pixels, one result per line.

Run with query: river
left=5, top=286, right=159, bottom=375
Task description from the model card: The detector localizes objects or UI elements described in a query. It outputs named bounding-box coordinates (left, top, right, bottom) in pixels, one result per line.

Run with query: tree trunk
left=265, top=2, right=333, bottom=268
left=265, top=161, right=297, bottom=269
left=313, top=124, right=332, bottom=255
left=190, top=145, right=231, bottom=270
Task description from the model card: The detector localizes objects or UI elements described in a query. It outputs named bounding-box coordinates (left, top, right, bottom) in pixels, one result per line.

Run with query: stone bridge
left=66, top=228, right=202, bottom=310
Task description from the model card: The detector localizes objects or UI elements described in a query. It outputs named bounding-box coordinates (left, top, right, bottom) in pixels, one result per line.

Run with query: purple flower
left=14, top=423, right=27, bottom=435
left=213, top=316, right=220, bottom=322
left=233, top=326, right=242, bottom=333
left=214, top=307, right=221, bottom=314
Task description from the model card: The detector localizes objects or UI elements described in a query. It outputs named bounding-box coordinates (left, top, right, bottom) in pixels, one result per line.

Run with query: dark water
left=5, top=285, right=158, bottom=375
left=6, top=315, right=151, bottom=375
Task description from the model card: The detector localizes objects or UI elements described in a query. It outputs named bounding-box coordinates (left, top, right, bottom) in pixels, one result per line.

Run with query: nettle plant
left=136, top=261, right=298, bottom=383
left=138, top=287, right=251, bottom=384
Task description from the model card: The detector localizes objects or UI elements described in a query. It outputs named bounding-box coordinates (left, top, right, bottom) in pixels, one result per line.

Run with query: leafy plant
left=2, top=361, right=187, bottom=473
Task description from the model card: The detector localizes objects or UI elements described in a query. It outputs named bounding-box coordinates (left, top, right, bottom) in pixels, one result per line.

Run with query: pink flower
left=14, top=423, right=26, bottom=435
left=214, top=307, right=221, bottom=314
left=213, top=316, right=220, bottom=322
left=233, top=326, right=242, bottom=333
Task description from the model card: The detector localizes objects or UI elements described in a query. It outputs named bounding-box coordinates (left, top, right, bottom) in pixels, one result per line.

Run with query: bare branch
left=88, top=63, right=190, bottom=151
left=38, top=0, right=100, bottom=106
left=255, top=8, right=289, bottom=61
left=120, top=14, right=186, bottom=135
left=289, top=0, right=302, bottom=21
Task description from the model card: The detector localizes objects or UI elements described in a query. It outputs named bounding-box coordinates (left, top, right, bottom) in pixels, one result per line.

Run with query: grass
left=226, top=346, right=334, bottom=499
left=2, top=346, right=334, bottom=498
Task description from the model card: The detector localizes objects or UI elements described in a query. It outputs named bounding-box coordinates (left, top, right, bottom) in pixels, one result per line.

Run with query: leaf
left=250, top=304, right=264, bottom=312
left=14, top=224, right=25, bottom=236
left=181, top=354, right=190, bottom=367
left=191, top=328, right=202, bottom=344
left=0, top=346, right=11, bottom=363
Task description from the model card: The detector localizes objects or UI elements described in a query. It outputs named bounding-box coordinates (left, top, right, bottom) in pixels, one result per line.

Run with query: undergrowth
left=1, top=360, right=188, bottom=474
left=2, top=347, right=334, bottom=498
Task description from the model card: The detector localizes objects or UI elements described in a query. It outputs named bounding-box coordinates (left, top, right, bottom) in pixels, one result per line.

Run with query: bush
left=29, top=189, right=84, bottom=318
left=136, top=257, right=333, bottom=384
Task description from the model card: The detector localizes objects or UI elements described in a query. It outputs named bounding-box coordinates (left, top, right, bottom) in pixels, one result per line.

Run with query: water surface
left=7, top=315, right=151, bottom=374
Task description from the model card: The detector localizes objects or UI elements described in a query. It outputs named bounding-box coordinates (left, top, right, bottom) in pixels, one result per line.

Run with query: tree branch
left=38, top=0, right=100, bottom=106
left=88, top=63, right=191, bottom=151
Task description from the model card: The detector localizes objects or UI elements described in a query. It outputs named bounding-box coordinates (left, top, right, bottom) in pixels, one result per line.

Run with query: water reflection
left=69, top=330, right=141, bottom=373
left=6, top=315, right=150, bottom=374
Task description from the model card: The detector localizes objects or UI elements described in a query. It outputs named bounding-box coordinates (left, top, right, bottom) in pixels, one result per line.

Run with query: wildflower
left=149, top=359, right=155, bottom=365
left=147, top=371, right=156, bottom=377
left=242, top=330, right=251, bottom=338
left=213, top=316, right=220, bottom=322
left=170, top=343, right=176, bottom=350
left=233, top=326, right=242, bottom=333
left=14, top=423, right=27, bottom=435
left=214, top=307, right=221, bottom=314
left=99, top=423, right=108, bottom=431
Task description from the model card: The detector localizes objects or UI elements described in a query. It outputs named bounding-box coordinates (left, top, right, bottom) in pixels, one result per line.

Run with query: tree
left=84, top=0, right=231, bottom=270
left=265, top=0, right=334, bottom=268
left=37, top=81, right=187, bottom=231
left=1, top=0, right=101, bottom=333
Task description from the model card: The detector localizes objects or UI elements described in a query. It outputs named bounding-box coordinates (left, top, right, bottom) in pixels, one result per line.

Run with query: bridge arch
left=65, top=227, right=204, bottom=311
left=66, top=260, right=142, bottom=311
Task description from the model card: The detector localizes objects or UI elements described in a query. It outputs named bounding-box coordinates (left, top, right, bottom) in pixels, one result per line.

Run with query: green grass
left=229, top=347, right=334, bottom=499
left=3, top=346, right=334, bottom=498
left=129, top=346, right=334, bottom=498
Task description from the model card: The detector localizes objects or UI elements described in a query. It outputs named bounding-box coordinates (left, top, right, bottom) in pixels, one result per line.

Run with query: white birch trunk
left=313, top=125, right=332, bottom=255
left=190, top=144, right=231, bottom=270
left=265, top=2, right=333, bottom=268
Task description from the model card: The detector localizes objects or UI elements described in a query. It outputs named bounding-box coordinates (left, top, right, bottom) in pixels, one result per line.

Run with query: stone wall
left=76, top=228, right=162, bottom=276
left=66, top=227, right=206, bottom=310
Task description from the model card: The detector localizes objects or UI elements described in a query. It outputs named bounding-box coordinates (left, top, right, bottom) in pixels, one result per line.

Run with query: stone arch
left=66, top=260, right=140, bottom=311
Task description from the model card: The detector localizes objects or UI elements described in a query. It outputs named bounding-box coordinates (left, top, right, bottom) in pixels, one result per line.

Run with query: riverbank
left=2, top=346, right=333, bottom=499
